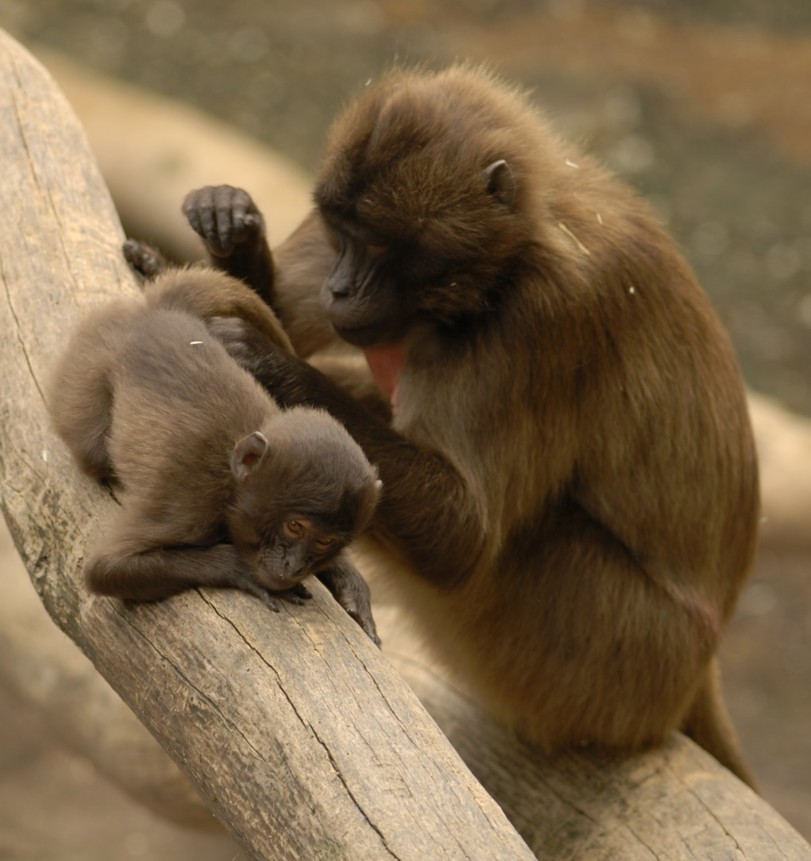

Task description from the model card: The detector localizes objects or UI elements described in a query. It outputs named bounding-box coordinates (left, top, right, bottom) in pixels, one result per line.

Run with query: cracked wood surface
left=2, top=29, right=811, bottom=861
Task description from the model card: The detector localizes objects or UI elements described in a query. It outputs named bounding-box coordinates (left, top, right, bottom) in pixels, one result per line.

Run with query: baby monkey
left=49, top=241, right=381, bottom=643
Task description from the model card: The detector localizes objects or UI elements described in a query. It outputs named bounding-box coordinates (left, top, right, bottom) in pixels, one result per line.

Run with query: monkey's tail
left=680, top=657, right=757, bottom=790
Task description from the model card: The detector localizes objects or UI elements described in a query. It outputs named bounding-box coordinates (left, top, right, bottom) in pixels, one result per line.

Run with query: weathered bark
left=381, top=606, right=811, bottom=860
left=2, top=30, right=810, bottom=860
left=0, top=521, right=220, bottom=830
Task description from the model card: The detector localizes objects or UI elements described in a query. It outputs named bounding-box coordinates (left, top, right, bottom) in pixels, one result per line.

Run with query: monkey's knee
left=84, top=553, right=120, bottom=597
left=76, top=440, right=115, bottom=482
left=84, top=551, right=166, bottom=602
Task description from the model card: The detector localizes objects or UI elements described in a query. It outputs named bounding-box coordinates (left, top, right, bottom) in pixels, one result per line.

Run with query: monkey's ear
left=484, top=159, right=516, bottom=208
left=231, top=431, right=269, bottom=481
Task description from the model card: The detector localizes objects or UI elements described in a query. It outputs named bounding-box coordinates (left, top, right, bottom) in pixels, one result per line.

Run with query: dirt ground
left=1, top=0, right=810, bottom=857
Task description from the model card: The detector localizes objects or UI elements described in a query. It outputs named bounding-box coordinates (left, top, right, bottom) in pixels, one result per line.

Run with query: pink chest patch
left=363, top=343, right=407, bottom=416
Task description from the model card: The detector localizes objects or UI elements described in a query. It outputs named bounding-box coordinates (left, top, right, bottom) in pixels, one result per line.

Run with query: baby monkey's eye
left=284, top=520, right=305, bottom=540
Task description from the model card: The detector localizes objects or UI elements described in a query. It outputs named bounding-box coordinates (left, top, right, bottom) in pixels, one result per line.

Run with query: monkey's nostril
left=329, top=282, right=352, bottom=299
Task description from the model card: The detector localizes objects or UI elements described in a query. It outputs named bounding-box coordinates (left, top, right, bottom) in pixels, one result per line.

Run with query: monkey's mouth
left=255, top=556, right=311, bottom=591
left=330, top=319, right=390, bottom=348
left=364, top=343, right=406, bottom=416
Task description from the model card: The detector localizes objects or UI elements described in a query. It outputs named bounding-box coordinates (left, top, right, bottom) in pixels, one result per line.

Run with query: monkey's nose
left=327, top=281, right=355, bottom=302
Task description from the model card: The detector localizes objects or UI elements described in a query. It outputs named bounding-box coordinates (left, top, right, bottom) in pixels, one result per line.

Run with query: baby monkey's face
left=226, top=420, right=381, bottom=592
left=259, top=514, right=346, bottom=589
left=229, top=512, right=347, bottom=591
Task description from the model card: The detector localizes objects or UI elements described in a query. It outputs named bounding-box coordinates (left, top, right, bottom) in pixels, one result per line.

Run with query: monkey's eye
left=314, top=536, right=336, bottom=552
left=322, top=225, right=343, bottom=252
left=284, top=520, right=305, bottom=540
left=368, top=244, right=389, bottom=257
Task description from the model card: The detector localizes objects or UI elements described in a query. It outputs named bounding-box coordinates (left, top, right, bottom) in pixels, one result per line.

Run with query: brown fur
left=144, top=263, right=294, bottom=354
left=183, top=65, right=759, bottom=784
left=49, top=263, right=380, bottom=640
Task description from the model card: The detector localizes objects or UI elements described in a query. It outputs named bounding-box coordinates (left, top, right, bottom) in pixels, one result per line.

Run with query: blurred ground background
left=0, top=0, right=809, bottom=857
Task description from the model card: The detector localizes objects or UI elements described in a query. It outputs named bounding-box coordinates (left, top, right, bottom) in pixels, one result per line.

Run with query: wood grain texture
left=2, top=29, right=810, bottom=860
left=386, top=630, right=811, bottom=859
left=0, top=525, right=219, bottom=829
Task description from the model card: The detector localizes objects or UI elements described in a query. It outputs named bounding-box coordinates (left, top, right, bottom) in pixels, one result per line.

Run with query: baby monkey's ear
left=230, top=431, right=269, bottom=481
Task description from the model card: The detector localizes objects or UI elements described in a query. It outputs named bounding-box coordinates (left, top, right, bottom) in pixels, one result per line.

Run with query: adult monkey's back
left=184, top=65, right=760, bottom=786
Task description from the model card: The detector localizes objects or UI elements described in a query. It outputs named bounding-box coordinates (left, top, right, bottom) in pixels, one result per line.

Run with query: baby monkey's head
left=226, top=407, right=380, bottom=590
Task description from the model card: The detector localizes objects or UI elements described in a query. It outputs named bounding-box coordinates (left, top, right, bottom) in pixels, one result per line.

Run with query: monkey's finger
left=242, top=213, right=264, bottom=235
left=182, top=186, right=235, bottom=257
left=351, top=611, right=382, bottom=648
left=276, top=585, right=312, bottom=606
left=181, top=186, right=216, bottom=242
left=289, top=583, right=313, bottom=601
left=212, top=184, right=242, bottom=252
left=194, top=202, right=222, bottom=252
left=258, top=592, right=282, bottom=612
left=217, top=186, right=264, bottom=245
left=339, top=595, right=382, bottom=647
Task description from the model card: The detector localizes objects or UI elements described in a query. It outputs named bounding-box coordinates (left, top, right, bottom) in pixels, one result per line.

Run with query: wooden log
left=0, top=30, right=532, bottom=861
left=380, top=605, right=811, bottom=859
left=0, top=520, right=220, bottom=830
left=2, top=30, right=810, bottom=860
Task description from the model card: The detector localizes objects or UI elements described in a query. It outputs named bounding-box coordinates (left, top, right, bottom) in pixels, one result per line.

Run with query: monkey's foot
left=123, top=238, right=168, bottom=280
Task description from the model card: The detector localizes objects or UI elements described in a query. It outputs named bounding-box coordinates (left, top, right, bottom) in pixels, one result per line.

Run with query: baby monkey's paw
left=276, top=583, right=314, bottom=606
left=123, top=238, right=168, bottom=280
left=235, top=574, right=313, bottom=613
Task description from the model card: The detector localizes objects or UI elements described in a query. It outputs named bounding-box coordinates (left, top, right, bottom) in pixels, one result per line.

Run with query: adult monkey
left=183, top=65, right=759, bottom=785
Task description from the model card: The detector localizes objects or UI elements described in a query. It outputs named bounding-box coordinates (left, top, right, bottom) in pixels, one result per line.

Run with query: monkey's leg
left=123, top=238, right=169, bottom=280
left=48, top=318, right=119, bottom=482
left=317, top=554, right=380, bottom=646
left=484, top=506, right=755, bottom=787
left=55, top=384, right=115, bottom=481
